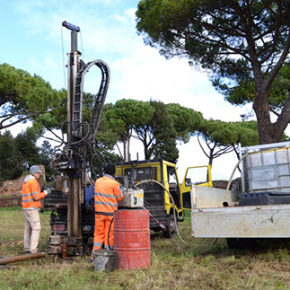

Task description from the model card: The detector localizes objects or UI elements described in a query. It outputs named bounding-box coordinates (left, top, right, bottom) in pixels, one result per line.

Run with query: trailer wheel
left=163, top=214, right=177, bottom=239
left=226, top=238, right=256, bottom=249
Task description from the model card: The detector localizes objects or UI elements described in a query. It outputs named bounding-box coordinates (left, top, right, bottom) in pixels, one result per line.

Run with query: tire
left=163, top=214, right=177, bottom=239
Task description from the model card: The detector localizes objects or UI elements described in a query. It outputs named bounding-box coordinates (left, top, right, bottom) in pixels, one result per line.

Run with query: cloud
left=6, top=0, right=254, bottom=180
left=110, top=42, right=247, bottom=122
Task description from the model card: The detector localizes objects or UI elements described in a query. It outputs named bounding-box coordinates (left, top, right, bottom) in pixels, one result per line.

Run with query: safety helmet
left=30, top=165, right=42, bottom=175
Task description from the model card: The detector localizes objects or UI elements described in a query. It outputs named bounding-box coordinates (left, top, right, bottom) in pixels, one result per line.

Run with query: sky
left=1, top=0, right=252, bottom=180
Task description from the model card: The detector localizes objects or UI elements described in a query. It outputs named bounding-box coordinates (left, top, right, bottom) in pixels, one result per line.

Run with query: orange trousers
left=93, top=214, right=114, bottom=252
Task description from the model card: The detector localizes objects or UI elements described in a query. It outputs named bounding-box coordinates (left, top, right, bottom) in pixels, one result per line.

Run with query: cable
left=226, top=153, right=249, bottom=191
left=135, top=179, right=187, bottom=245
left=80, top=30, right=84, bottom=63
left=107, top=217, right=114, bottom=250
left=61, top=25, right=67, bottom=89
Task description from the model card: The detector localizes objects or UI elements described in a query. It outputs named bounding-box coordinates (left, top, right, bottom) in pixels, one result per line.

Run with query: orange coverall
left=93, top=175, right=124, bottom=252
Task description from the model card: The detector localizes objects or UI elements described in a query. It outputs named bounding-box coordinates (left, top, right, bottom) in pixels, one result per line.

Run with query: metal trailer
left=190, top=141, right=290, bottom=248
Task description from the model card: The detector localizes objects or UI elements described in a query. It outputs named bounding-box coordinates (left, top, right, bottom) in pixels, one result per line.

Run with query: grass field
left=1, top=208, right=290, bottom=289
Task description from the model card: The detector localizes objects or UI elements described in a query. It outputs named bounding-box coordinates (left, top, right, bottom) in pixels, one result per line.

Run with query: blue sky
left=1, top=0, right=250, bottom=179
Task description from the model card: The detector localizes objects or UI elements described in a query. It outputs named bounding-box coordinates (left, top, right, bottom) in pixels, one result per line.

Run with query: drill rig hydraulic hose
left=73, top=59, right=110, bottom=141
left=53, top=59, right=110, bottom=171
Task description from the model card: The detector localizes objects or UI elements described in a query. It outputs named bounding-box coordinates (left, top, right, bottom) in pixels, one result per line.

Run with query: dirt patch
left=0, top=177, right=24, bottom=207
left=0, top=165, right=45, bottom=197
left=0, top=176, right=25, bottom=197
left=0, top=196, right=21, bottom=207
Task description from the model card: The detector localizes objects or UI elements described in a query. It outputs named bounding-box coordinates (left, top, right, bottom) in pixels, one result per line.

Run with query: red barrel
left=114, top=209, right=150, bottom=270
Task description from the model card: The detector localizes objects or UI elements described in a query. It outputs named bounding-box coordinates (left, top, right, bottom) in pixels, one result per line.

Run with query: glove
left=44, top=188, right=52, bottom=195
left=120, top=186, right=125, bottom=194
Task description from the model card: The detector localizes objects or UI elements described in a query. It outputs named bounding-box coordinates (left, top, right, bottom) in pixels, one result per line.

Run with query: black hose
left=107, top=217, right=114, bottom=250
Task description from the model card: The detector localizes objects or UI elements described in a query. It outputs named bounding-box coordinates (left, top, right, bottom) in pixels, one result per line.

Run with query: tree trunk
left=253, top=87, right=289, bottom=144
left=123, top=139, right=130, bottom=162
left=208, top=148, right=213, bottom=168
left=127, top=138, right=130, bottom=161
left=253, top=89, right=274, bottom=144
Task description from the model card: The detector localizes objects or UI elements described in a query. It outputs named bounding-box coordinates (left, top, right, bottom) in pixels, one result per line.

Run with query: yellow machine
left=115, top=159, right=212, bottom=238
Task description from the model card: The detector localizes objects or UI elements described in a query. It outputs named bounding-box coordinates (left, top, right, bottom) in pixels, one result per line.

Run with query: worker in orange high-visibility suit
left=92, top=163, right=124, bottom=257
left=21, top=165, right=51, bottom=254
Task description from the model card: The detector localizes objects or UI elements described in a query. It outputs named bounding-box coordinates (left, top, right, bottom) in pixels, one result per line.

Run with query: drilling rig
left=43, top=21, right=110, bottom=256
left=42, top=22, right=212, bottom=258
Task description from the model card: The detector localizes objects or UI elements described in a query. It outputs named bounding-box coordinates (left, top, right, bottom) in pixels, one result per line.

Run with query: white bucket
left=92, top=249, right=117, bottom=272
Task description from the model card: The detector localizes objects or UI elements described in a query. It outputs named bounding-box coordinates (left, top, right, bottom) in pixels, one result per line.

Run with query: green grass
left=1, top=210, right=290, bottom=289
left=0, top=206, right=22, bottom=211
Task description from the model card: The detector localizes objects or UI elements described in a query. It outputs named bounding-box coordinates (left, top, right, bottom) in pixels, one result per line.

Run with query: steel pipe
left=62, top=21, right=80, bottom=32
left=0, top=252, right=46, bottom=265
left=223, top=201, right=239, bottom=207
